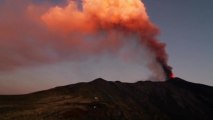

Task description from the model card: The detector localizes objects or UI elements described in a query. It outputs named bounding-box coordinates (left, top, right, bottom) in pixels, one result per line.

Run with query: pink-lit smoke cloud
left=0, top=0, right=172, bottom=80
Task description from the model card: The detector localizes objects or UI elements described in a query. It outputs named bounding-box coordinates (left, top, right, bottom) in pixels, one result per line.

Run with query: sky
left=0, top=0, right=212, bottom=94
left=143, top=0, right=213, bottom=86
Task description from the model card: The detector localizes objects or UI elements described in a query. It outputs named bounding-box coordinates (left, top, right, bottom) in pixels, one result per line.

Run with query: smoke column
left=0, top=0, right=173, bottom=80
left=41, top=0, right=173, bottom=80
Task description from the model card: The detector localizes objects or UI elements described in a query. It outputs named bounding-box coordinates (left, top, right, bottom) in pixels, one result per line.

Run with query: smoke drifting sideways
left=0, top=0, right=173, bottom=80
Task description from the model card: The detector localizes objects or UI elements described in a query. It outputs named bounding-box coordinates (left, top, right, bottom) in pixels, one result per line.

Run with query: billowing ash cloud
left=0, top=0, right=172, bottom=80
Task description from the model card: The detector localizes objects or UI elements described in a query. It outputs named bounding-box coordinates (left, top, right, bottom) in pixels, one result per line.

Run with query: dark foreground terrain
left=0, top=77, right=213, bottom=120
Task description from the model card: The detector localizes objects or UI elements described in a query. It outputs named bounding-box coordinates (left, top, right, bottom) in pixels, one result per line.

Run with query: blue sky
left=143, top=0, right=213, bottom=85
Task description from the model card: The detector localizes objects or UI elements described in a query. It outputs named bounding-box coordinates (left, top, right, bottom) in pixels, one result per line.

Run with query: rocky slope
left=0, top=77, right=213, bottom=120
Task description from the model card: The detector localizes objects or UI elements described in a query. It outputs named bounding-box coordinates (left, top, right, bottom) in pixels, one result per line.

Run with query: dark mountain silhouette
left=0, top=77, right=213, bottom=120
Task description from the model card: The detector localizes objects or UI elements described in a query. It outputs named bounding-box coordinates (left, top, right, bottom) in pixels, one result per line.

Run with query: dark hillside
left=0, top=77, right=212, bottom=120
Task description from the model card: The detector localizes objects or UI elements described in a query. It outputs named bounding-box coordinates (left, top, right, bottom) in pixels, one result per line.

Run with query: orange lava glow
left=170, top=73, right=175, bottom=78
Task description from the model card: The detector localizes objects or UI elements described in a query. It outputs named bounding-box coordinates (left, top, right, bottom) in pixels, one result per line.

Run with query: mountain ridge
left=0, top=77, right=213, bottom=120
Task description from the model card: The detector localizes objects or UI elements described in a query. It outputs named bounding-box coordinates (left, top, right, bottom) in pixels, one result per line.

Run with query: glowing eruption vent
left=42, top=0, right=173, bottom=80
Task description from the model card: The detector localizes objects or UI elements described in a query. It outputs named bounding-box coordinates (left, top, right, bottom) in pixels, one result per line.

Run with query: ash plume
left=42, top=0, right=173, bottom=80
left=0, top=0, right=173, bottom=80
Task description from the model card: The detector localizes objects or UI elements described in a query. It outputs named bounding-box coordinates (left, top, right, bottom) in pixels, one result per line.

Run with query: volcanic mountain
left=0, top=77, right=213, bottom=120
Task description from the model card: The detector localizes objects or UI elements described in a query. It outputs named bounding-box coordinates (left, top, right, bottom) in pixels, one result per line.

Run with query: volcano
left=0, top=77, right=213, bottom=120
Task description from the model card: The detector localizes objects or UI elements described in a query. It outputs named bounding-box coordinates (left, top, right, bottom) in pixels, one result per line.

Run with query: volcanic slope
left=0, top=77, right=213, bottom=120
